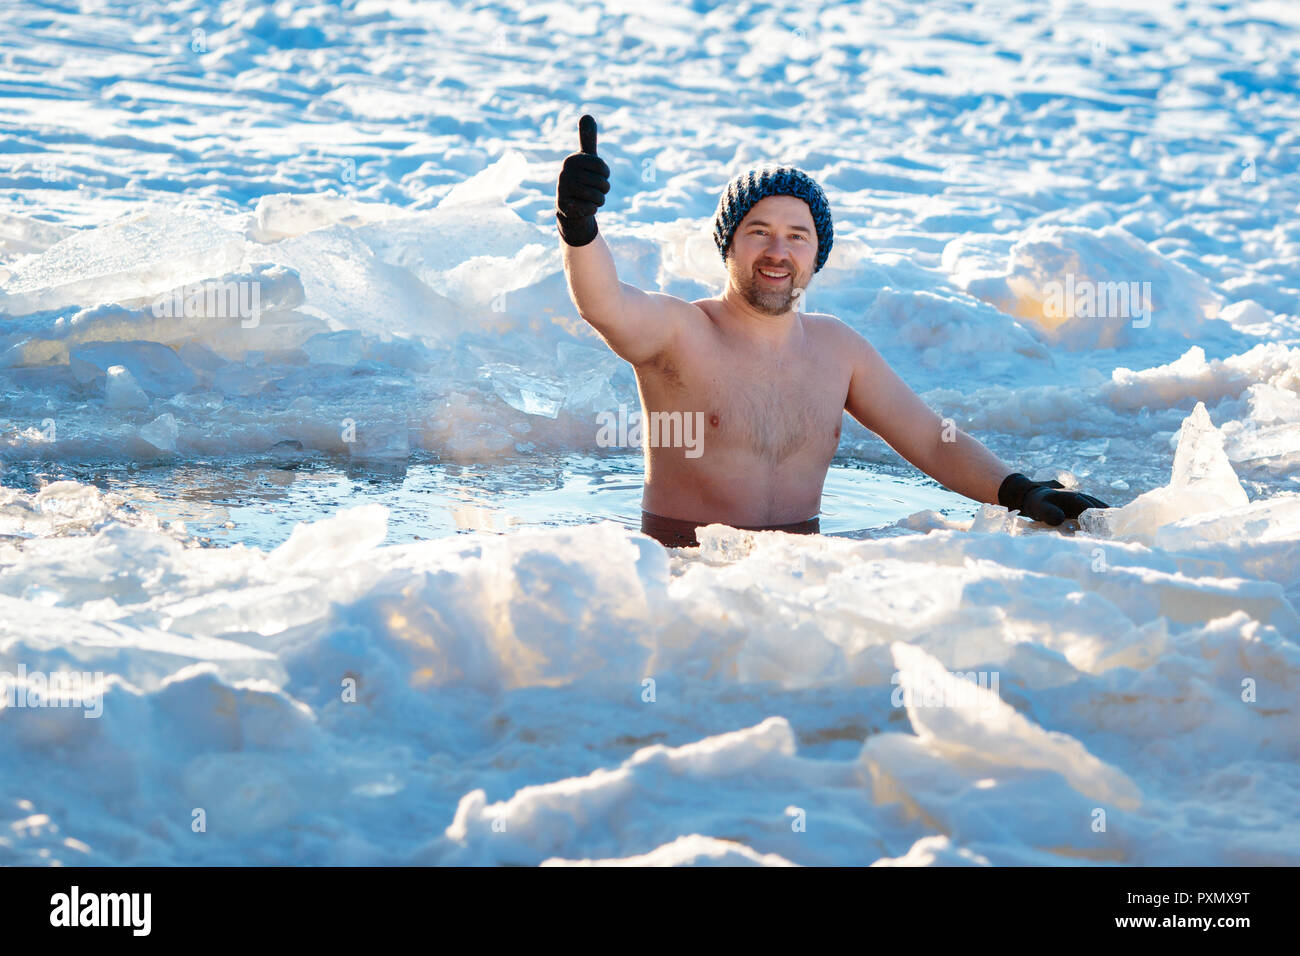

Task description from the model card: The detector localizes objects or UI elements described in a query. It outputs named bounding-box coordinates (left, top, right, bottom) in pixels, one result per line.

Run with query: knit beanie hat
left=713, top=166, right=833, bottom=272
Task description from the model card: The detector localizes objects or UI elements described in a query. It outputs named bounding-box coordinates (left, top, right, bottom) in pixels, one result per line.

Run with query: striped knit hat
left=713, top=166, right=833, bottom=273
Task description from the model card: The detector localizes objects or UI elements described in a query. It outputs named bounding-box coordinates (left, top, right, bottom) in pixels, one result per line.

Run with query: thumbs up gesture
left=556, top=114, right=611, bottom=247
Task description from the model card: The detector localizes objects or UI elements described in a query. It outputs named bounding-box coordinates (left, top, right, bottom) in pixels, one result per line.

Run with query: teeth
left=758, top=269, right=788, bottom=278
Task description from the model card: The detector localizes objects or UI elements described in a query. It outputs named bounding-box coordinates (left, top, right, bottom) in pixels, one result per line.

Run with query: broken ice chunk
left=249, top=193, right=411, bottom=243
left=0, top=209, right=246, bottom=316
left=139, top=412, right=179, bottom=452
left=271, top=224, right=458, bottom=341
left=889, top=642, right=1142, bottom=810
left=1225, top=422, right=1300, bottom=470
left=104, top=365, right=149, bottom=410
left=1155, top=495, right=1300, bottom=550
left=178, top=341, right=228, bottom=373
left=347, top=417, right=410, bottom=460
left=968, top=503, right=1021, bottom=535
left=268, top=439, right=306, bottom=468
left=1220, top=385, right=1300, bottom=472
left=1168, top=402, right=1249, bottom=507
left=557, top=341, right=618, bottom=416
left=0, top=210, right=77, bottom=257
left=1075, top=438, right=1109, bottom=459
left=472, top=341, right=617, bottom=420
left=482, top=364, right=565, bottom=418
left=438, top=150, right=528, bottom=208
left=1087, top=402, right=1250, bottom=545
left=70, top=341, right=197, bottom=397
left=1078, top=506, right=1114, bottom=537
left=303, top=330, right=367, bottom=366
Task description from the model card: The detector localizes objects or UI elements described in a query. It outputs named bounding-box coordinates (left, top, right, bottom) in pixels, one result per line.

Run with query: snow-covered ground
left=1, top=0, right=1298, bottom=864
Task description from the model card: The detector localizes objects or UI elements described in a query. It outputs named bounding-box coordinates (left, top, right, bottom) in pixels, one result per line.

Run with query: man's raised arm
left=557, top=115, right=683, bottom=366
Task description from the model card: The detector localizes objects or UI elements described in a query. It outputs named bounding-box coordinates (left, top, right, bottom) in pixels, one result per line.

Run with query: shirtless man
left=557, top=116, right=1110, bottom=548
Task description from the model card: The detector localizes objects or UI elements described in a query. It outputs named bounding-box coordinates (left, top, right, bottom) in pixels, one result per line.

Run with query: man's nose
left=763, top=234, right=792, bottom=262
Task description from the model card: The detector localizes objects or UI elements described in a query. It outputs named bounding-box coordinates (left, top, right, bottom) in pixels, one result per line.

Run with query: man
left=557, top=115, right=1110, bottom=548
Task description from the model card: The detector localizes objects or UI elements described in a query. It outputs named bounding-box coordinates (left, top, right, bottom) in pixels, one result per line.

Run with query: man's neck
left=717, top=284, right=803, bottom=350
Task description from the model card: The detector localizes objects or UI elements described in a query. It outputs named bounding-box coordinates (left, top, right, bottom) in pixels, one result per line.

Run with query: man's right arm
left=562, top=234, right=683, bottom=366
left=557, top=115, right=683, bottom=367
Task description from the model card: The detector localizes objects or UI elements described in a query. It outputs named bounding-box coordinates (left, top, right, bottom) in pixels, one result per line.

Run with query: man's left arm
left=842, top=329, right=1111, bottom=523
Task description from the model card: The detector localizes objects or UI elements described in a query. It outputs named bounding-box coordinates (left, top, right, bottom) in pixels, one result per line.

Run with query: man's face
left=725, top=195, right=817, bottom=317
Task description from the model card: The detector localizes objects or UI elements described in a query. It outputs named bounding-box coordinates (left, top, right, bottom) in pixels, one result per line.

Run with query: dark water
left=0, top=452, right=975, bottom=550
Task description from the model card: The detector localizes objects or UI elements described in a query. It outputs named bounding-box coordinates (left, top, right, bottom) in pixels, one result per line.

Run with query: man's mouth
left=756, top=267, right=791, bottom=282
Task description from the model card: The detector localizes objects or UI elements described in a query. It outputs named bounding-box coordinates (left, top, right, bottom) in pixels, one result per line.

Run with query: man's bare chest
left=639, top=347, right=846, bottom=463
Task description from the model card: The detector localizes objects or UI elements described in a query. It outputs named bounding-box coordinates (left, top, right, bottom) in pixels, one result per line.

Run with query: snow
left=2, top=0, right=1299, bottom=866
left=7, top=472, right=1298, bottom=865
left=945, top=225, right=1223, bottom=349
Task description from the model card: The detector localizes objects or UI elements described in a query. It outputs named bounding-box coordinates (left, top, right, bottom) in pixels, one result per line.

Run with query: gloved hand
left=998, top=472, right=1111, bottom=526
left=555, top=114, right=610, bottom=247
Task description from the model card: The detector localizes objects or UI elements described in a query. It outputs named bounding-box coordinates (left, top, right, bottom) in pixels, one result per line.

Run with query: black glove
left=998, top=472, right=1111, bottom=526
left=555, top=114, right=610, bottom=247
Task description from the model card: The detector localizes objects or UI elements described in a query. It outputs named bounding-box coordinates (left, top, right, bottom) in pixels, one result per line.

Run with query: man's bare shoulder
left=619, top=293, right=713, bottom=372
left=802, top=312, right=876, bottom=354
left=636, top=291, right=713, bottom=328
left=676, top=295, right=726, bottom=336
left=688, top=296, right=723, bottom=320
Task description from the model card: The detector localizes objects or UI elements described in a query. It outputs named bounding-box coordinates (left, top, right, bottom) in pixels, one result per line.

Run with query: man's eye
left=791, top=234, right=807, bottom=241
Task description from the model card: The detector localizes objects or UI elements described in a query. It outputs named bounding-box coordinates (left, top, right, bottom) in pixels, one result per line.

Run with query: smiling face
left=725, top=194, right=818, bottom=317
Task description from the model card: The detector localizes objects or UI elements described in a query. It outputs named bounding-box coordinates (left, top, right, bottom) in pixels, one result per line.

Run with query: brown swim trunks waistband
left=640, top=509, right=820, bottom=549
